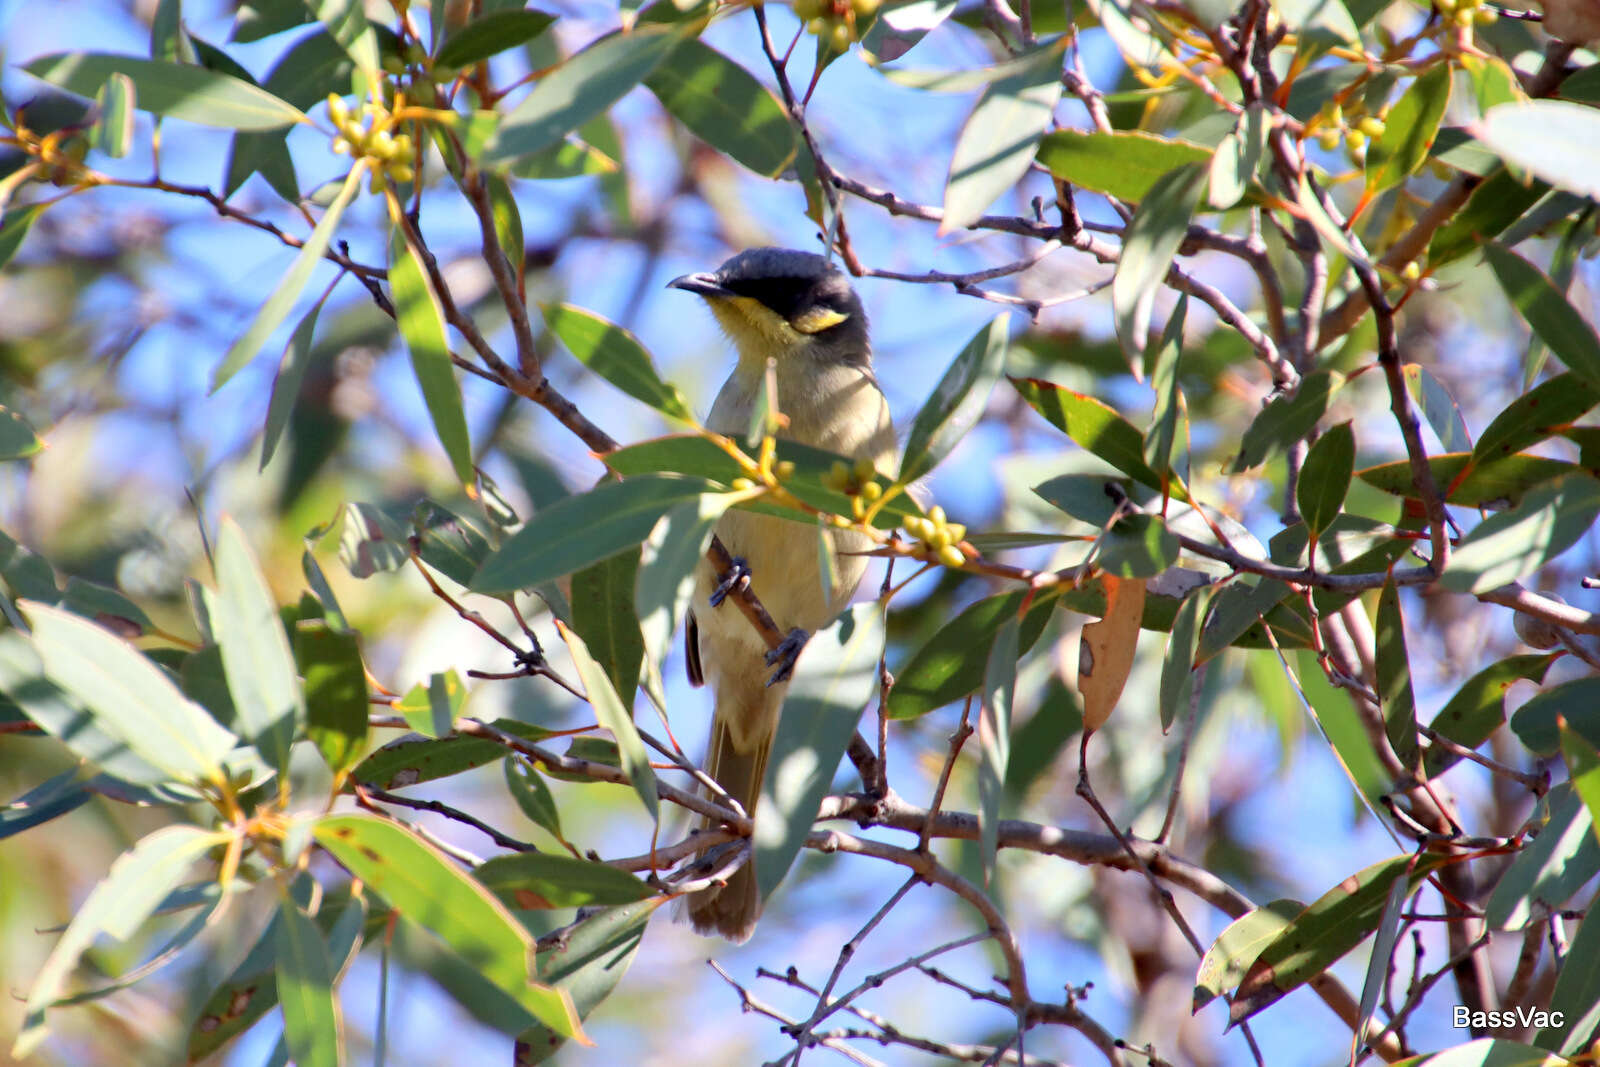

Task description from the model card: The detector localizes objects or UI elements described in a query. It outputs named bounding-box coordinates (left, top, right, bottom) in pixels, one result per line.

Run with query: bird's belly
left=699, top=509, right=870, bottom=635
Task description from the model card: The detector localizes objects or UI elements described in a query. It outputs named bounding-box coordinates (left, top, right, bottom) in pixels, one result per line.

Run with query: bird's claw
left=708, top=556, right=751, bottom=608
left=765, top=628, right=809, bottom=687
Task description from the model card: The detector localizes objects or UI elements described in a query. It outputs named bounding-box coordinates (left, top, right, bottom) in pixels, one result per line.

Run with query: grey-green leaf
left=472, top=474, right=715, bottom=594
left=645, top=39, right=797, bottom=178
left=940, top=43, right=1064, bottom=232
left=898, top=315, right=1010, bottom=484
left=25, top=52, right=305, bottom=129
left=1112, top=162, right=1207, bottom=357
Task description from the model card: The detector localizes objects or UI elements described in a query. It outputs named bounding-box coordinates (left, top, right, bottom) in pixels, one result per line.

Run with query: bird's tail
left=687, top=685, right=777, bottom=943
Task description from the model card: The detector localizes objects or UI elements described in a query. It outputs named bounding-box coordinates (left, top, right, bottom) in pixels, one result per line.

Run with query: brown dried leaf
left=1079, top=575, right=1146, bottom=731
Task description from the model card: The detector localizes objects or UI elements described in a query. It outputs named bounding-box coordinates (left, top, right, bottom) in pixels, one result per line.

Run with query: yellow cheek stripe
left=792, top=306, right=850, bottom=334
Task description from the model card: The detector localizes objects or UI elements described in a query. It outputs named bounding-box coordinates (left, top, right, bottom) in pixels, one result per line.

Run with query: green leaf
left=205, top=517, right=304, bottom=774
left=645, top=40, right=796, bottom=178
left=1196, top=579, right=1287, bottom=665
left=482, top=27, right=683, bottom=166
left=504, top=757, right=564, bottom=841
left=1230, top=852, right=1449, bottom=1025
left=1403, top=363, right=1472, bottom=454
left=296, top=622, right=368, bottom=778
left=0, top=405, right=44, bottom=461
left=1035, top=130, right=1210, bottom=202
left=389, top=228, right=476, bottom=488
left=340, top=501, right=411, bottom=578
left=93, top=72, right=135, bottom=158
left=1192, top=899, right=1300, bottom=1012
left=313, top=814, right=586, bottom=1040
left=395, top=670, right=466, bottom=738
left=1477, top=100, right=1600, bottom=202
left=1483, top=241, right=1600, bottom=393
left=1427, top=169, right=1548, bottom=269
left=20, top=601, right=237, bottom=785
left=1113, top=162, right=1207, bottom=356
left=1290, top=647, right=1392, bottom=807
left=940, top=43, right=1064, bottom=232
left=412, top=500, right=494, bottom=589
left=485, top=173, right=524, bottom=286
left=888, top=588, right=1059, bottom=719
left=1376, top=577, right=1417, bottom=769
left=1231, top=370, right=1343, bottom=472
left=1511, top=677, right=1600, bottom=756
left=475, top=853, right=654, bottom=909
left=1358, top=452, right=1579, bottom=507
left=1143, top=295, right=1185, bottom=473
left=1424, top=653, right=1555, bottom=778
left=260, top=294, right=327, bottom=470
left=305, top=0, right=379, bottom=76
left=557, top=623, right=658, bottom=821
left=471, top=474, right=715, bottom=594
left=1208, top=103, right=1267, bottom=209
left=635, top=494, right=732, bottom=703
left=275, top=899, right=342, bottom=1067
left=212, top=162, right=363, bottom=391
left=1, top=770, right=91, bottom=840
left=512, top=899, right=656, bottom=1063
left=1297, top=421, right=1354, bottom=539
left=977, top=614, right=1018, bottom=886
left=755, top=603, right=885, bottom=902
left=1354, top=868, right=1409, bottom=1054
left=570, top=550, right=644, bottom=713
left=1365, top=64, right=1451, bottom=194
left=1484, top=787, right=1600, bottom=930
left=1084, top=0, right=1173, bottom=69
left=1011, top=377, right=1173, bottom=493
left=0, top=204, right=48, bottom=270
left=508, top=136, right=620, bottom=179
left=1097, top=514, right=1179, bottom=578
left=861, top=0, right=959, bottom=62
left=24, top=52, right=305, bottom=129
left=899, top=316, right=1010, bottom=484
left=436, top=8, right=557, bottom=68
left=0, top=632, right=174, bottom=786
left=1271, top=0, right=1358, bottom=41
left=1475, top=373, right=1600, bottom=464
left=1158, top=584, right=1211, bottom=733
left=542, top=304, right=692, bottom=421
left=1562, top=722, right=1600, bottom=851
left=13, top=824, right=228, bottom=1058
left=351, top=719, right=553, bottom=790
left=1537, top=905, right=1600, bottom=1054
left=1439, top=476, right=1600, bottom=593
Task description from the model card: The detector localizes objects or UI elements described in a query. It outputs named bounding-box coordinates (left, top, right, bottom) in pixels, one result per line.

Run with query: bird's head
left=668, top=247, right=870, bottom=372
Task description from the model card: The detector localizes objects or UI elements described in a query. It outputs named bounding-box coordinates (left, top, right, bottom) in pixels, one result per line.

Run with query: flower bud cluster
left=328, top=94, right=416, bottom=194
left=903, top=506, right=968, bottom=569
left=793, top=0, right=882, bottom=52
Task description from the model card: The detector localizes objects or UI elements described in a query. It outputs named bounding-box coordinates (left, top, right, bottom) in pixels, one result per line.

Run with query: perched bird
left=669, top=248, right=896, bottom=941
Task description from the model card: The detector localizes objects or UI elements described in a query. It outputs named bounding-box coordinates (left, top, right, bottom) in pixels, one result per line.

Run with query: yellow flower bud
left=938, top=545, right=966, bottom=568
left=830, top=20, right=854, bottom=51
left=390, top=163, right=415, bottom=183
left=328, top=94, right=350, bottom=126
left=930, top=529, right=952, bottom=550
left=861, top=481, right=882, bottom=501
left=928, top=505, right=946, bottom=527
left=808, top=16, right=825, bottom=31
left=1401, top=261, right=1421, bottom=282
left=1346, top=130, right=1366, bottom=150
left=775, top=460, right=796, bottom=479
left=834, top=514, right=853, bottom=527
left=732, top=477, right=755, bottom=490
left=828, top=460, right=849, bottom=487
left=1358, top=117, right=1386, bottom=138
left=854, top=0, right=882, bottom=15
left=853, top=457, right=876, bottom=481
left=1316, top=130, right=1341, bottom=151
left=944, top=523, right=966, bottom=543
left=1474, top=5, right=1497, bottom=21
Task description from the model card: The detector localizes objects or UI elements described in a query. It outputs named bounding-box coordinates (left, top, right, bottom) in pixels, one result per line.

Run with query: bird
left=668, top=247, right=896, bottom=942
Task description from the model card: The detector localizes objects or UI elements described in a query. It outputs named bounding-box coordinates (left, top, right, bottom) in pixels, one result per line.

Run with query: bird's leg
left=708, top=556, right=751, bottom=608
left=765, top=628, right=809, bottom=686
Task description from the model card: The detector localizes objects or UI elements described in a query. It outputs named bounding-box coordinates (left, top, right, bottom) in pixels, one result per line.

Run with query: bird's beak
left=667, top=272, right=729, bottom=297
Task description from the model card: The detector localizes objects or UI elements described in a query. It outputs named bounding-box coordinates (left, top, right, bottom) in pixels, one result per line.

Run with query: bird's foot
left=708, top=556, right=751, bottom=608
left=765, top=628, right=809, bottom=687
